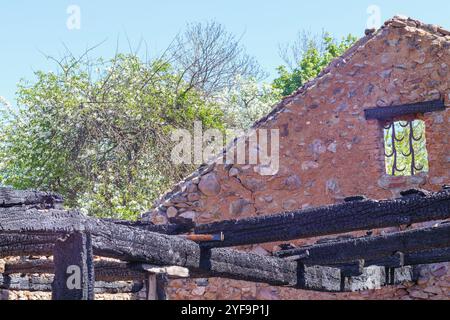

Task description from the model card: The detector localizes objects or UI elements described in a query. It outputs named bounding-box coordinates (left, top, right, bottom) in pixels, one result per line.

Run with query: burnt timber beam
left=194, top=189, right=450, bottom=248
left=52, top=232, right=95, bottom=300
left=2, top=259, right=144, bottom=282
left=403, top=246, right=450, bottom=266
left=333, top=246, right=450, bottom=270
left=0, top=188, right=63, bottom=209
left=274, top=223, right=450, bottom=265
left=364, top=99, right=445, bottom=120
left=3, top=260, right=189, bottom=282
left=0, top=233, right=57, bottom=258
left=104, top=219, right=194, bottom=235
left=0, top=202, right=440, bottom=292
left=361, top=247, right=450, bottom=268
left=0, top=208, right=402, bottom=292
left=0, top=274, right=143, bottom=294
left=0, top=209, right=298, bottom=288
left=329, top=246, right=450, bottom=275
left=0, top=265, right=414, bottom=294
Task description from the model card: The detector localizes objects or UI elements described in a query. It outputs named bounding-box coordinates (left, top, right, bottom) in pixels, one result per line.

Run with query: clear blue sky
left=1, top=0, right=449, bottom=105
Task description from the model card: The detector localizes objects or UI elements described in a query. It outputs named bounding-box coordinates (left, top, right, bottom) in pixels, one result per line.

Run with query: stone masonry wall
left=145, top=16, right=450, bottom=300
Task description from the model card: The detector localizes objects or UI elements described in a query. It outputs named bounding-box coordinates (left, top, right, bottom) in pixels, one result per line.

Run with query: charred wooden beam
left=4, top=259, right=55, bottom=275
left=364, top=99, right=445, bottom=120
left=0, top=274, right=143, bottom=294
left=0, top=209, right=366, bottom=291
left=0, top=188, right=63, bottom=209
left=403, top=246, right=450, bottom=266
left=0, top=205, right=437, bottom=292
left=103, top=219, right=194, bottom=235
left=52, top=232, right=95, bottom=300
left=3, top=259, right=189, bottom=282
left=0, top=206, right=190, bottom=237
left=0, top=233, right=57, bottom=258
left=194, top=189, right=450, bottom=247
left=363, top=247, right=450, bottom=268
left=274, top=223, right=450, bottom=265
left=3, top=259, right=144, bottom=282
left=0, top=209, right=298, bottom=288
left=365, top=252, right=405, bottom=268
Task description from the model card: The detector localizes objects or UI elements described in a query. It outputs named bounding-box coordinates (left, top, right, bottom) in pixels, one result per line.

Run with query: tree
left=171, top=21, right=265, bottom=98
left=0, top=53, right=223, bottom=219
left=0, top=20, right=269, bottom=220
left=273, top=32, right=357, bottom=96
left=216, top=76, right=281, bottom=130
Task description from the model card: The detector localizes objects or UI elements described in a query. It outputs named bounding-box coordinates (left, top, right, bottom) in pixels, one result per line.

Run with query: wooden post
left=52, top=232, right=95, bottom=300
left=156, top=274, right=168, bottom=300
left=145, top=274, right=157, bottom=300
left=145, top=273, right=169, bottom=300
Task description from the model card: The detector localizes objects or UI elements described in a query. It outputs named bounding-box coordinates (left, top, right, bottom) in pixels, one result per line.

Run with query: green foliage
left=384, top=120, right=429, bottom=176
left=273, top=33, right=357, bottom=96
left=0, top=29, right=358, bottom=221
left=0, top=54, right=223, bottom=219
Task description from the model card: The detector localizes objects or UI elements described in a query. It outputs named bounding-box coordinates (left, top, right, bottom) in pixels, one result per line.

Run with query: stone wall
left=144, top=16, right=450, bottom=300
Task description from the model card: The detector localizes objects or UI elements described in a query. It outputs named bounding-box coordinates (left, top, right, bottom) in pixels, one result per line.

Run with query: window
left=383, top=120, right=429, bottom=176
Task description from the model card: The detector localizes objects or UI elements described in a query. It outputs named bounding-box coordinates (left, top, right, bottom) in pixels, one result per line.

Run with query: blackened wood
left=275, top=223, right=450, bottom=265
left=4, top=259, right=54, bottom=275
left=103, top=219, right=194, bottom=235
left=194, top=189, right=450, bottom=247
left=0, top=209, right=298, bottom=287
left=0, top=188, right=63, bottom=208
left=3, top=259, right=148, bottom=282
left=0, top=207, right=87, bottom=235
left=52, top=232, right=95, bottom=300
left=403, top=247, right=450, bottom=266
left=364, top=99, right=445, bottom=120
left=0, top=274, right=143, bottom=293
left=0, top=231, right=296, bottom=288
left=0, top=204, right=439, bottom=292
left=0, top=207, right=190, bottom=236
left=156, top=274, right=168, bottom=300
left=0, top=233, right=57, bottom=258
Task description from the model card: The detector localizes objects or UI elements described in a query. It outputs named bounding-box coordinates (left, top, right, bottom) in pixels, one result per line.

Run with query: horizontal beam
left=0, top=274, right=143, bottom=294
left=194, top=189, right=450, bottom=248
left=0, top=208, right=405, bottom=292
left=0, top=259, right=415, bottom=294
left=3, top=259, right=189, bottom=281
left=0, top=233, right=57, bottom=258
left=0, top=208, right=298, bottom=288
left=404, top=246, right=450, bottom=266
left=274, top=223, right=450, bottom=265
left=0, top=188, right=63, bottom=208
left=103, top=219, right=194, bottom=235
left=364, top=99, right=445, bottom=120
left=337, top=247, right=450, bottom=270
left=0, top=196, right=438, bottom=292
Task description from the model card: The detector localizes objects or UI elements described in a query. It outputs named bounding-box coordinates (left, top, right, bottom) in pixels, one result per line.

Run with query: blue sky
left=1, top=0, right=449, bottom=105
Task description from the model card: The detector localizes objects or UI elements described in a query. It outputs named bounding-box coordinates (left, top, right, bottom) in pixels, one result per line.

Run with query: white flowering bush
left=216, top=76, right=281, bottom=130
